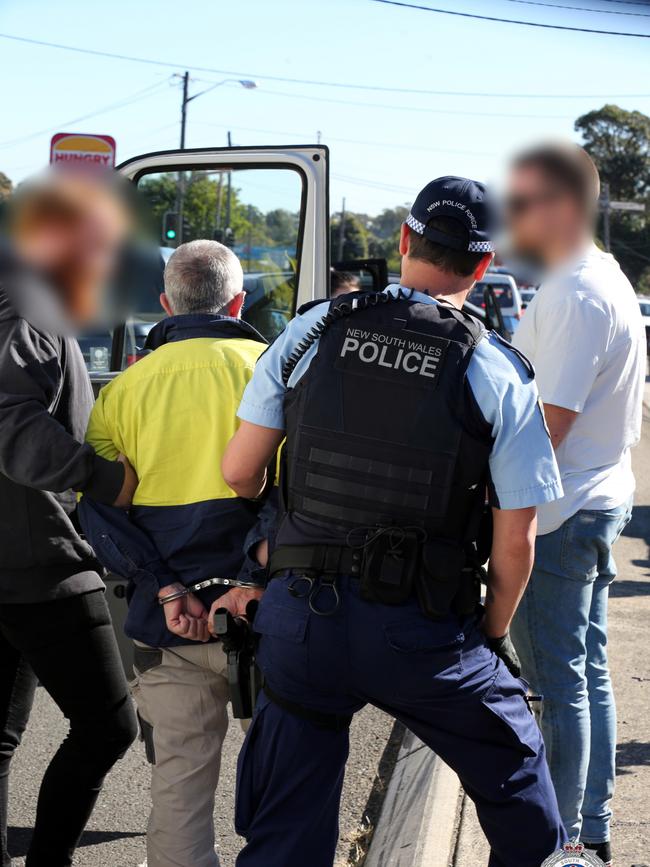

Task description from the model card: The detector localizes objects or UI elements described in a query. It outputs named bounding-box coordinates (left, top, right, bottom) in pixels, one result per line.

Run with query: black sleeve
left=0, top=317, right=124, bottom=502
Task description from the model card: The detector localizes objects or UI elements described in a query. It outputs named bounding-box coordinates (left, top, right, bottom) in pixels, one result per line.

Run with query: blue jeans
left=511, top=498, right=633, bottom=844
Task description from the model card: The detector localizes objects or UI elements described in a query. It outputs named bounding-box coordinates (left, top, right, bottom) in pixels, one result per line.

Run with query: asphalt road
left=7, top=665, right=394, bottom=867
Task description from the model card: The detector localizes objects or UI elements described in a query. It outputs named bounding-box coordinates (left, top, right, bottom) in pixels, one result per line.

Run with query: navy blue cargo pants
left=235, top=574, right=565, bottom=867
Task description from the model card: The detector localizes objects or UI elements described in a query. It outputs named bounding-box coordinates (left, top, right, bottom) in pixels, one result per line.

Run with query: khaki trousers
left=131, top=640, right=236, bottom=867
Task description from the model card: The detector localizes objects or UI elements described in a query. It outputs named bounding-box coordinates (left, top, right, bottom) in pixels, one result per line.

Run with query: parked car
left=468, top=273, right=522, bottom=320
left=519, top=288, right=537, bottom=310
left=78, top=319, right=155, bottom=375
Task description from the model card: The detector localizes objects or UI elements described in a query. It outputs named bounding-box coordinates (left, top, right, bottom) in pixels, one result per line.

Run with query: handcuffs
left=158, top=576, right=265, bottom=606
left=288, top=573, right=340, bottom=616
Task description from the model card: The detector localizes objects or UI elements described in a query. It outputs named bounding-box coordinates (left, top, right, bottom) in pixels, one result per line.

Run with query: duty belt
left=269, top=544, right=363, bottom=578
left=269, top=541, right=483, bottom=621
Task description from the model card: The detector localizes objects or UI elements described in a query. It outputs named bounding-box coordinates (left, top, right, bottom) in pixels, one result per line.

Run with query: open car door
left=83, top=144, right=328, bottom=388
left=94, top=145, right=328, bottom=674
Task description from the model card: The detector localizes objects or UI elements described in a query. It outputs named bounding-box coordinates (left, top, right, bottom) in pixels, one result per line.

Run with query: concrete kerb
left=364, top=727, right=461, bottom=867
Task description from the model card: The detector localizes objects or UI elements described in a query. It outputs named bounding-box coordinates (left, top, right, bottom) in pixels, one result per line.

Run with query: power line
left=0, top=32, right=648, bottom=100
left=331, top=173, right=415, bottom=194
left=0, top=80, right=169, bottom=149
left=369, top=0, right=650, bottom=36
left=257, top=85, right=574, bottom=119
left=600, top=1, right=650, bottom=7
left=191, top=120, right=498, bottom=156
left=502, top=0, right=650, bottom=16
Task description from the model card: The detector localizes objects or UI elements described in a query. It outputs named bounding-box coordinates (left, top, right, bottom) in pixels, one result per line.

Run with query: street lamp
left=178, top=73, right=258, bottom=148
left=174, top=73, right=258, bottom=245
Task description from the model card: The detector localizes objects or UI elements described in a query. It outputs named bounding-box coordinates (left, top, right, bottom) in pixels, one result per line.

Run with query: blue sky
left=1, top=0, right=649, bottom=215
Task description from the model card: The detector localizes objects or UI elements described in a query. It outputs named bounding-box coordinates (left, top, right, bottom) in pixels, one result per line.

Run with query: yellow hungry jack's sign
left=50, top=133, right=116, bottom=168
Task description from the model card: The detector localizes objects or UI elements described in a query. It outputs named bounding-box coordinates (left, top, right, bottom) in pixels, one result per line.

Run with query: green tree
left=138, top=171, right=273, bottom=251
left=266, top=209, right=300, bottom=246
left=576, top=104, right=650, bottom=287
left=0, top=172, right=12, bottom=201
left=330, top=213, right=369, bottom=260
left=575, top=104, right=650, bottom=200
left=369, top=206, right=408, bottom=240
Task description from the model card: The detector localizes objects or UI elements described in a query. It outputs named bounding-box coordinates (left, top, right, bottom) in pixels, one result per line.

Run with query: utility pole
left=602, top=182, right=611, bottom=253
left=179, top=71, right=190, bottom=149
left=337, top=197, right=346, bottom=261
left=226, top=131, right=233, bottom=244
left=175, top=71, right=191, bottom=245
left=598, top=186, right=646, bottom=255
left=174, top=76, right=256, bottom=246
left=215, top=173, right=224, bottom=236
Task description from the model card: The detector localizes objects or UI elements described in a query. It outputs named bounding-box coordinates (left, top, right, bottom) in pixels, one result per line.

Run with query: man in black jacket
left=0, top=170, right=138, bottom=867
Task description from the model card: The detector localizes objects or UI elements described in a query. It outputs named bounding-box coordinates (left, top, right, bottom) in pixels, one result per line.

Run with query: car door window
left=81, top=162, right=307, bottom=376
left=136, top=166, right=304, bottom=344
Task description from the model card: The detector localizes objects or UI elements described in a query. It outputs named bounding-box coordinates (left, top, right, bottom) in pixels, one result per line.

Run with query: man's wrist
left=158, top=581, right=185, bottom=599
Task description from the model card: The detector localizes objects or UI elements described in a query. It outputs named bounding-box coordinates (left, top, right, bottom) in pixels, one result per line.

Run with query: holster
left=417, top=538, right=480, bottom=620
left=213, top=603, right=262, bottom=719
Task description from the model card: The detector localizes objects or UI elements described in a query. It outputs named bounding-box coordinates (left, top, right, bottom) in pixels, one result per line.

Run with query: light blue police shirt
left=238, top=286, right=563, bottom=510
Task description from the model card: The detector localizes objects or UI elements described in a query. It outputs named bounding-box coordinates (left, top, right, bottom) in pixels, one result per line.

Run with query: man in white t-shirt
left=506, top=142, right=645, bottom=866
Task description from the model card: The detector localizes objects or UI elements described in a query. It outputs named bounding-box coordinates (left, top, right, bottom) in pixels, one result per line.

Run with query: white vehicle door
left=84, top=144, right=329, bottom=383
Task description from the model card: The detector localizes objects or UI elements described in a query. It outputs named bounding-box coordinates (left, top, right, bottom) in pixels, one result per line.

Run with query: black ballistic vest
left=278, top=292, right=494, bottom=552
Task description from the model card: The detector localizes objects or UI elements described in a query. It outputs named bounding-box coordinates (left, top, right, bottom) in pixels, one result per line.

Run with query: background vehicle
left=519, top=288, right=537, bottom=310
left=243, top=271, right=295, bottom=340
left=469, top=273, right=522, bottom=320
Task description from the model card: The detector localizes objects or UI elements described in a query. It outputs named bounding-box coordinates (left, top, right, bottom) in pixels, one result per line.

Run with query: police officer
left=220, top=177, right=567, bottom=867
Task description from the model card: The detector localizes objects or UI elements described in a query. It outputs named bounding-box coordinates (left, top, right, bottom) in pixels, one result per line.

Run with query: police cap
left=405, top=176, right=494, bottom=254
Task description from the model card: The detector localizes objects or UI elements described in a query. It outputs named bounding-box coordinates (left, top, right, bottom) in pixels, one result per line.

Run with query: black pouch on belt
left=418, top=539, right=467, bottom=619
left=360, top=529, right=421, bottom=605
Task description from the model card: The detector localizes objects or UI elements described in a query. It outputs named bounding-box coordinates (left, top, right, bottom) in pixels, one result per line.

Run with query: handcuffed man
left=79, top=240, right=270, bottom=867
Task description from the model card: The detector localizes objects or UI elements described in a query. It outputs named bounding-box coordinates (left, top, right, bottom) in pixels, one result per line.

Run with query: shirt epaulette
left=491, top=331, right=535, bottom=379
left=296, top=298, right=330, bottom=316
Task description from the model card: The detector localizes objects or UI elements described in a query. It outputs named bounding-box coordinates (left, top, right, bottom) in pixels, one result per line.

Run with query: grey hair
left=163, top=240, right=244, bottom=315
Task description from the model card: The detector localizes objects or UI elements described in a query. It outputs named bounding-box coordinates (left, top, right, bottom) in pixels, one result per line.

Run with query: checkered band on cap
left=405, top=213, right=425, bottom=234
left=468, top=240, right=494, bottom=253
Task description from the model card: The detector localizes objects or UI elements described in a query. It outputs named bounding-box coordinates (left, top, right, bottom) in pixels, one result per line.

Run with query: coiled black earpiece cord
left=281, top=287, right=414, bottom=387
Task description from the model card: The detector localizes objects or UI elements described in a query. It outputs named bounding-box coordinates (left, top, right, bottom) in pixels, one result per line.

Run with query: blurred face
left=505, top=164, right=584, bottom=262
left=15, top=175, right=129, bottom=325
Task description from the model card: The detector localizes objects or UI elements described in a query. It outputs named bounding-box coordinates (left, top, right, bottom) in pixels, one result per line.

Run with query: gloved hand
left=487, top=632, right=522, bottom=678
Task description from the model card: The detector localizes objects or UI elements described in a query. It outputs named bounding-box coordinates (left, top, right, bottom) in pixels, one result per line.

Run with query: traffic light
left=182, top=216, right=191, bottom=243
left=162, top=211, right=179, bottom=243
left=212, top=227, right=235, bottom=247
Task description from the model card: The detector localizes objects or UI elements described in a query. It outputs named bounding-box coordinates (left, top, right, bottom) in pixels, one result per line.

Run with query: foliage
left=369, top=206, right=409, bottom=240
left=636, top=267, right=650, bottom=296
left=138, top=170, right=408, bottom=274
left=139, top=171, right=283, bottom=250
left=330, top=212, right=369, bottom=261
left=576, top=104, right=650, bottom=200
left=0, top=172, right=11, bottom=201
left=576, top=104, right=650, bottom=288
